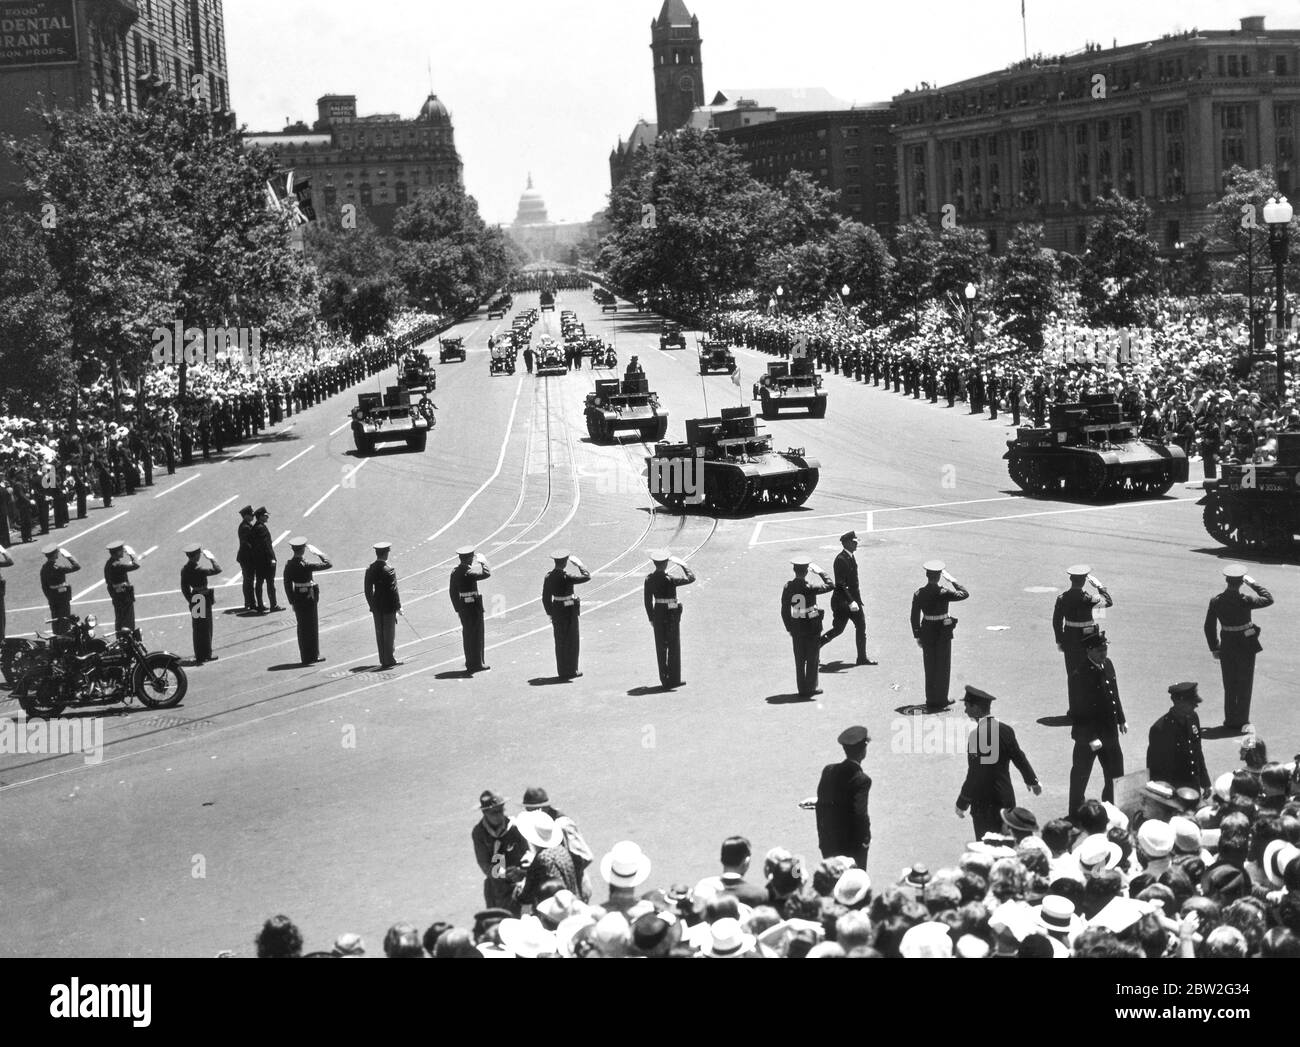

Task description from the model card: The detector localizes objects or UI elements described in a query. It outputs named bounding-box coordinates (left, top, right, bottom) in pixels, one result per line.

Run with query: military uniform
left=815, top=725, right=872, bottom=869
left=0, top=546, right=12, bottom=643
left=103, top=542, right=140, bottom=634
left=910, top=561, right=970, bottom=710
left=1068, top=635, right=1126, bottom=814
left=236, top=506, right=256, bottom=611
left=450, top=548, right=491, bottom=673
left=1146, top=683, right=1211, bottom=792
left=643, top=551, right=695, bottom=688
left=39, top=546, right=79, bottom=632
left=820, top=531, right=873, bottom=665
left=181, top=545, right=222, bottom=662
left=364, top=543, right=401, bottom=667
left=782, top=557, right=833, bottom=697
left=249, top=508, right=281, bottom=612
left=1204, top=567, right=1273, bottom=731
left=542, top=551, right=590, bottom=679
left=1052, top=568, right=1113, bottom=715
left=957, top=688, right=1041, bottom=839
left=284, top=541, right=332, bottom=665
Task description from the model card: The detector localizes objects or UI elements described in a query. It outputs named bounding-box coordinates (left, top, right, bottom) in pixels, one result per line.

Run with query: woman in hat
left=513, top=810, right=588, bottom=910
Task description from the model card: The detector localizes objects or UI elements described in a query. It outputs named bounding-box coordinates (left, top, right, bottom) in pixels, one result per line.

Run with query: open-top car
left=699, top=339, right=736, bottom=375
left=439, top=336, right=466, bottom=364
left=535, top=336, right=567, bottom=376
left=350, top=388, right=433, bottom=454
left=398, top=350, right=436, bottom=393
left=659, top=322, right=687, bottom=351
left=540, top=290, right=556, bottom=312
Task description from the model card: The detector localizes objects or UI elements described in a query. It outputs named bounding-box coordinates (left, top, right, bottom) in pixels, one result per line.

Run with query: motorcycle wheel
left=135, top=656, right=189, bottom=708
left=18, top=672, right=66, bottom=719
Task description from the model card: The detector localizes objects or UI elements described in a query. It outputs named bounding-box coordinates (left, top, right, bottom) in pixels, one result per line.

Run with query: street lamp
left=964, top=282, right=977, bottom=351
left=1264, top=195, right=1293, bottom=406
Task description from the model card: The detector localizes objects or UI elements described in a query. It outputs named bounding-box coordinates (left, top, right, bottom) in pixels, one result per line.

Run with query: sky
left=225, top=1, right=1297, bottom=227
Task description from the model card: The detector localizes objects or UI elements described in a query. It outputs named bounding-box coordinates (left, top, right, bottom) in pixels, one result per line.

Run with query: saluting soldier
left=1067, top=632, right=1127, bottom=814
left=450, top=546, right=492, bottom=674
left=955, top=686, right=1042, bottom=840
left=236, top=505, right=257, bottom=612
left=643, top=549, right=694, bottom=689
left=283, top=538, right=332, bottom=665
left=1204, top=565, right=1273, bottom=734
left=363, top=542, right=401, bottom=669
left=1052, top=565, right=1113, bottom=719
left=103, top=540, right=141, bottom=634
left=40, top=544, right=80, bottom=633
left=782, top=555, right=833, bottom=698
left=0, top=544, right=12, bottom=643
left=820, top=530, right=876, bottom=667
left=541, top=549, right=590, bottom=680
left=1146, top=683, right=1211, bottom=794
left=250, top=506, right=282, bottom=613
left=180, top=544, right=222, bottom=664
left=910, top=560, right=970, bottom=711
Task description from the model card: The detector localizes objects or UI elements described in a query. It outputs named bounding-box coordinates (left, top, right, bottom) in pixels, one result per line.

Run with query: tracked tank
left=1005, top=394, right=1188, bottom=499
left=584, top=368, right=668, bottom=443
left=645, top=405, right=820, bottom=514
left=1197, top=432, right=1300, bottom=552
left=759, top=359, right=827, bottom=419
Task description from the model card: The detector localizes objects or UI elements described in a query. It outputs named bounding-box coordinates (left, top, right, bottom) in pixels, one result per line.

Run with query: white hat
left=832, top=868, right=872, bottom=907
left=496, top=915, right=557, bottom=958
left=988, top=900, right=1037, bottom=942
left=513, top=810, right=562, bottom=851
left=554, top=914, right=597, bottom=958
left=699, top=917, right=755, bottom=958
left=1077, top=835, right=1123, bottom=873
left=600, top=841, right=652, bottom=888
left=1263, top=840, right=1300, bottom=888
left=899, top=922, right=953, bottom=958
left=923, top=560, right=946, bottom=573
left=373, top=541, right=392, bottom=552
left=1036, top=896, right=1085, bottom=941
left=1136, top=819, right=1175, bottom=859
left=1066, top=564, right=1091, bottom=576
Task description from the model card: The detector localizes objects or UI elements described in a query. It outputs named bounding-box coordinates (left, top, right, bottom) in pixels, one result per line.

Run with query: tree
left=0, top=205, right=72, bottom=413
left=1205, top=165, right=1300, bottom=302
left=828, top=221, right=894, bottom=319
left=890, top=218, right=943, bottom=324
left=1078, top=194, right=1159, bottom=327
left=305, top=207, right=404, bottom=339
left=991, top=224, right=1060, bottom=349
left=931, top=225, right=991, bottom=302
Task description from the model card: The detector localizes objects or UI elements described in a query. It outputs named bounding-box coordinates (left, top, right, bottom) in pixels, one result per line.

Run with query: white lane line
left=142, top=546, right=158, bottom=558
left=273, top=530, right=291, bottom=547
left=302, top=457, right=369, bottom=519
left=178, top=495, right=238, bottom=534
left=276, top=444, right=316, bottom=471
left=223, top=443, right=261, bottom=463
left=303, top=486, right=340, bottom=519
left=65, top=510, right=129, bottom=544
left=330, top=421, right=351, bottom=436
left=154, top=475, right=198, bottom=499
left=342, top=458, right=369, bottom=485
left=72, top=579, right=105, bottom=602
left=278, top=422, right=296, bottom=435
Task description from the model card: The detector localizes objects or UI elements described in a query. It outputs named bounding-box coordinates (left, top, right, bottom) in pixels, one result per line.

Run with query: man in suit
left=236, top=505, right=257, bottom=611
left=1068, top=631, right=1127, bottom=814
left=692, top=836, right=770, bottom=908
left=910, top=560, right=970, bottom=711
left=781, top=555, right=833, bottom=698
left=180, top=544, right=222, bottom=663
left=955, top=686, right=1042, bottom=840
left=1204, top=564, right=1273, bottom=733
left=363, top=542, right=401, bottom=669
left=541, top=549, right=590, bottom=680
left=1146, top=682, right=1211, bottom=794
left=643, top=549, right=695, bottom=689
left=1052, top=565, right=1113, bottom=719
left=814, top=726, right=872, bottom=870
left=249, top=507, right=281, bottom=613
left=820, top=531, right=876, bottom=666
left=449, top=546, right=491, bottom=674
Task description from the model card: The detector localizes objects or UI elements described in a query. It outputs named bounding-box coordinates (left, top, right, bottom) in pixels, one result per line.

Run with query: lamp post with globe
left=1264, top=195, right=1294, bottom=407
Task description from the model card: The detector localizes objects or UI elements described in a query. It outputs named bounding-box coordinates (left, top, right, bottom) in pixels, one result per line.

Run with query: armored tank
left=659, top=322, right=686, bottom=350
left=350, top=388, right=432, bottom=454
left=585, top=367, right=668, bottom=443
left=758, top=358, right=827, bottom=419
left=540, top=289, right=556, bottom=312
left=645, top=405, right=820, bottom=514
left=1197, top=432, right=1300, bottom=552
left=398, top=350, right=435, bottom=393
left=699, top=339, right=737, bottom=375
left=1004, top=393, right=1189, bottom=499
left=439, top=336, right=466, bottom=364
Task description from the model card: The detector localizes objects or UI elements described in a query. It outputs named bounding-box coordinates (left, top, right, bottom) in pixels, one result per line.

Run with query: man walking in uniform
left=812, top=725, right=872, bottom=869
left=1052, top=565, right=1113, bottom=720
left=819, top=531, right=876, bottom=666
left=364, top=542, right=401, bottom=669
left=781, top=556, right=833, bottom=698
left=1068, top=632, right=1127, bottom=814
left=250, top=507, right=282, bottom=613
left=181, top=544, right=222, bottom=663
left=0, top=545, right=12, bottom=643
left=103, top=540, right=140, bottom=634
left=644, top=549, right=694, bottom=689
left=541, top=549, right=589, bottom=680
left=1147, top=683, right=1211, bottom=795
left=955, top=686, right=1042, bottom=840
left=450, top=546, right=491, bottom=674
left=40, top=544, right=80, bottom=633
left=283, top=538, right=332, bottom=665
left=236, top=505, right=257, bottom=611
left=910, top=560, right=970, bottom=711
left=1204, top=565, right=1273, bottom=734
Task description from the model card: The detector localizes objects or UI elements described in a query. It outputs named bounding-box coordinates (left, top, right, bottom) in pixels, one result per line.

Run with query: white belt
left=111, top=583, right=132, bottom=593
left=554, top=596, right=576, bottom=606
left=1063, top=620, right=1096, bottom=628
left=459, top=593, right=479, bottom=603
left=292, top=583, right=315, bottom=592
left=1220, top=623, right=1254, bottom=633
left=50, top=585, right=69, bottom=593
left=922, top=613, right=948, bottom=622
left=654, top=598, right=678, bottom=609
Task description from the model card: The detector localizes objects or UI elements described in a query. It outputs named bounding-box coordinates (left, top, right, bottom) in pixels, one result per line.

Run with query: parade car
left=535, top=336, right=567, bottom=377
left=659, top=322, right=687, bottom=351
left=350, top=388, right=433, bottom=454
left=754, top=359, right=827, bottom=419
left=1197, top=431, right=1300, bottom=552
left=1005, top=393, right=1189, bottom=501
left=645, top=405, right=820, bottom=514
left=397, top=350, right=436, bottom=393
left=698, top=339, right=737, bottom=375
left=439, top=336, right=466, bottom=364
left=540, top=290, right=556, bottom=312
left=487, top=294, right=512, bottom=319
left=594, top=287, right=618, bottom=313
left=490, top=346, right=516, bottom=376
left=584, top=367, right=669, bottom=443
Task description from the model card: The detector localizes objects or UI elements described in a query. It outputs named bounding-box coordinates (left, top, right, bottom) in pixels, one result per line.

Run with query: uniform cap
left=478, top=790, right=506, bottom=811
left=1168, top=682, right=1200, bottom=701
left=647, top=548, right=670, bottom=563
left=183, top=543, right=202, bottom=555
left=42, top=543, right=60, bottom=556
left=550, top=549, right=570, bottom=562
left=254, top=506, right=269, bottom=516
left=837, top=725, right=870, bottom=747
left=456, top=546, right=476, bottom=558
left=1067, top=564, right=1091, bottom=577
left=1222, top=564, right=1247, bottom=580
left=373, top=542, right=392, bottom=552
left=790, top=555, right=811, bottom=568
left=923, top=560, right=946, bottom=573
left=963, top=685, right=997, bottom=705
left=106, top=540, right=125, bottom=551
left=238, top=505, right=254, bottom=517
left=1080, top=631, right=1109, bottom=650
left=840, top=531, right=858, bottom=544
left=289, top=537, right=308, bottom=548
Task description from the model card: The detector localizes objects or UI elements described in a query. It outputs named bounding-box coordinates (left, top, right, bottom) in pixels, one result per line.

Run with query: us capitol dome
left=513, top=173, right=550, bottom=226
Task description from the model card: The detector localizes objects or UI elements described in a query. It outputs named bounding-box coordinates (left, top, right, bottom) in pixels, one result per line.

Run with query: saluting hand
left=954, top=804, right=965, bottom=818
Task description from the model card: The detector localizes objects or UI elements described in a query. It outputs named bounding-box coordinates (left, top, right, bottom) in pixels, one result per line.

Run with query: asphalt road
left=1, top=292, right=1296, bottom=957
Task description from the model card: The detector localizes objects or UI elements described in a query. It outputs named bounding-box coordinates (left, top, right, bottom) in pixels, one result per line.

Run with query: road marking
left=276, top=445, right=316, bottom=471
left=178, top=495, right=237, bottom=534
left=223, top=443, right=261, bottom=463
left=303, top=486, right=340, bottom=518
left=142, top=546, right=158, bottom=558
left=342, top=459, right=369, bottom=485
left=154, top=475, right=197, bottom=499
left=65, top=510, right=129, bottom=544
left=330, top=421, right=351, bottom=436
left=273, top=530, right=291, bottom=547
left=72, top=579, right=105, bottom=602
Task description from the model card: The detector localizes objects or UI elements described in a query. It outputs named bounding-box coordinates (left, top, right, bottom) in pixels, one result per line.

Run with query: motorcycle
left=14, top=614, right=188, bottom=719
left=1, top=616, right=78, bottom=686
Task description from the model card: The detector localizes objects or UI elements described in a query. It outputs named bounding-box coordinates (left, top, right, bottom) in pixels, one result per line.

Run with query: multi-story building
left=245, top=93, right=463, bottom=235
left=893, top=15, right=1300, bottom=254
left=0, top=0, right=233, bottom=199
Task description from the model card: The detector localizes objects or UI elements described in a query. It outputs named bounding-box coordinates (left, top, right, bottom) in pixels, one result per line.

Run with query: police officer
left=1068, top=632, right=1127, bottom=815
left=250, top=507, right=282, bottom=613
left=1052, top=565, right=1113, bottom=719
left=643, top=549, right=695, bottom=689
left=0, top=544, right=12, bottom=643
left=283, top=538, right=332, bottom=665
left=364, top=542, right=401, bottom=668
left=103, top=540, right=140, bottom=634
left=1204, top=565, right=1273, bottom=734
left=813, top=725, right=872, bottom=869
left=236, top=505, right=257, bottom=611
left=955, top=686, right=1042, bottom=839
left=181, top=544, right=222, bottom=663
left=541, top=549, right=590, bottom=680
left=782, top=555, right=833, bottom=698
left=820, top=530, right=876, bottom=667
left=910, top=560, right=970, bottom=711
left=1146, top=683, right=1211, bottom=795
left=450, top=546, right=492, bottom=674
left=39, top=544, right=80, bottom=633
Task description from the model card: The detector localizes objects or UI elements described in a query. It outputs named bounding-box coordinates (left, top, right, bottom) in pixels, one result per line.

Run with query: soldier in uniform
left=450, top=546, right=491, bottom=674
left=1204, top=565, right=1273, bottom=733
left=910, top=560, right=970, bottom=711
left=103, top=540, right=140, bottom=634
left=1146, top=683, right=1211, bottom=794
left=1052, top=565, right=1113, bottom=719
left=472, top=790, right=528, bottom=912
left=813, top=725, right=872, bottom=869
left=1068, top=632, right=1127, bottom=814
left=236, top=505, right=257, bottom=611
left=781, top=555, right=833, bottom=698
left=250, top=507, right=282, bottom=613
left=283, top=538, right=332, bottom=665
left=541, top=549, right=590, bottom=680
left=643, top=549, right=695, bottom=689
left=820, top=530, right=876, bottom=667
left=40, top=544, right=80, bottom=632
left=955, top=686, right=1042, bottom=839
left=364, top=542, right=401, bottom=668
left=180, top=544, right=222, bottom=663
left=0, top=544, right=12, bottom=643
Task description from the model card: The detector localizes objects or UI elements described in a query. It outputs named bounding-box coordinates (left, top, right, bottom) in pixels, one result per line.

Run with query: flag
left=731, top=368, right=741, bottom=388
left=1021, top=0, right=1025, bottom=16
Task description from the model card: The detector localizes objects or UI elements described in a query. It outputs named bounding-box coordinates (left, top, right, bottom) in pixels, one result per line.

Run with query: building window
left=1166, top=220, right=1180, bottom=247
left=1220, top=105, right=1245, bottom=131
left=1076, top=124, right=1088, bottom=147
left=1164, top=109, right=1184, bottom=135
left=1277, top=54, right=1290, bottom=77
left=360, top=183, right=373, bottom=206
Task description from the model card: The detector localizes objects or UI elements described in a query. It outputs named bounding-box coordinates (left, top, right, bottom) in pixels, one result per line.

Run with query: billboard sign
left=0, top=0, right=79, bottom=70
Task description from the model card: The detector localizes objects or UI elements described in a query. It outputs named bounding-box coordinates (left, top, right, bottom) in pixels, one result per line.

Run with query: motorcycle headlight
left=87, top=628, right=97, bottom=639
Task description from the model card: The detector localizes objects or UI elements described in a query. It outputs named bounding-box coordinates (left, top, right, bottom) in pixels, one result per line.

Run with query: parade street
left=0, top=290, right=1295, bottom=957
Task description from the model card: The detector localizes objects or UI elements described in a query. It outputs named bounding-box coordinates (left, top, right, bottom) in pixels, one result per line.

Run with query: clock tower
left=651, top=0, right=704, bottom=135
